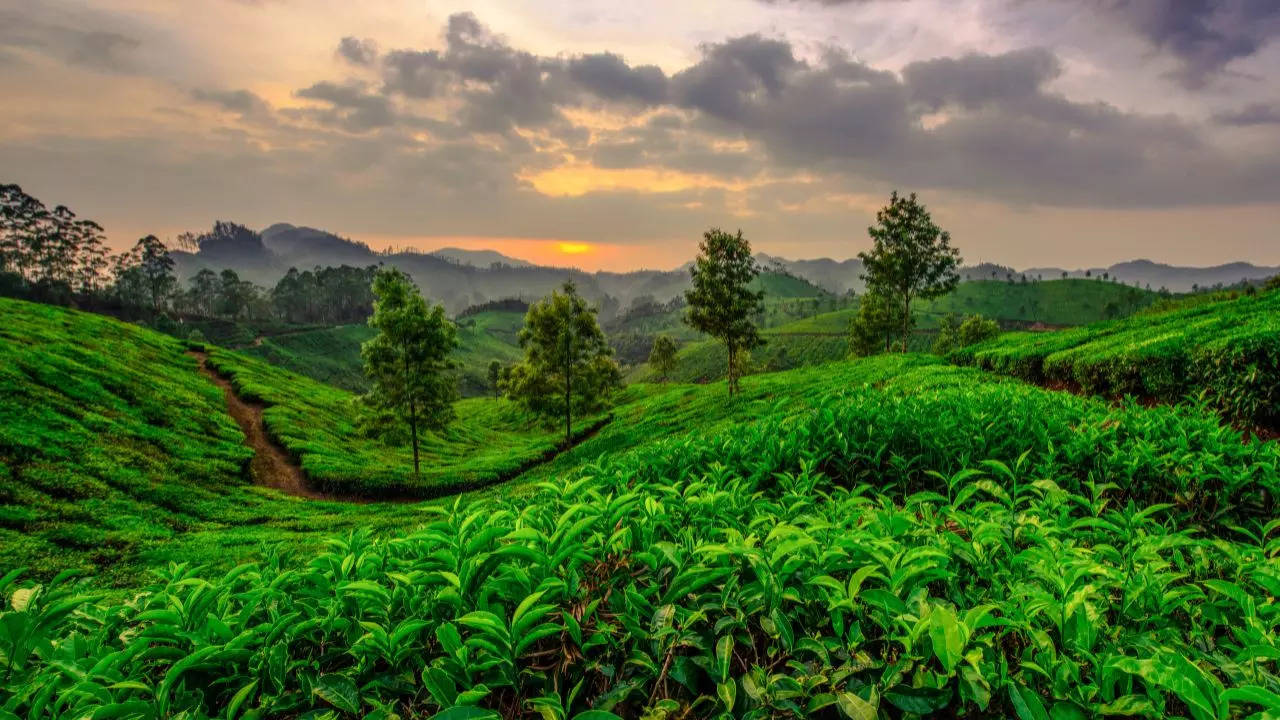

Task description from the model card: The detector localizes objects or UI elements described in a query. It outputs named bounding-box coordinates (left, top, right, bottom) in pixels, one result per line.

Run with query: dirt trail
left=190, top=351, right=326, bottom=499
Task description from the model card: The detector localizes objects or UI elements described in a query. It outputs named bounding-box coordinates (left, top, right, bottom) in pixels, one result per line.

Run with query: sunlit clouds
left=1, top=0, right=1278, bottom=270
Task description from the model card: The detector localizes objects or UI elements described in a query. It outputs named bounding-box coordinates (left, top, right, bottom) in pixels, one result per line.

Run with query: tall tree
left=358, top=267, right=459, bottom=480
left=648, top=334, right=678, bottom=382
left=502, top=281, right=620, bottom=441
left=684, top=228, right=764, bottom=395
left=859, top=192, right=961, bottom=350
left=134, top=235, right=175, bottom=314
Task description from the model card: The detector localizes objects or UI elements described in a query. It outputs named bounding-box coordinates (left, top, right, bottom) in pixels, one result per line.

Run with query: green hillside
left=953, top=286, right=1280, bottom=428
left=5, top=296, right=1280, bottom=719
left=631, top=279, right=1161, bottom=382
left=243, top=324, right=375, bottom=392
left=242, top=309, right=526, bottom=397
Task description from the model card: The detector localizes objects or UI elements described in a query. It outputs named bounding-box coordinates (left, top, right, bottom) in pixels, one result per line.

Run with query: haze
left=2, top=0, right=1278, bottom=270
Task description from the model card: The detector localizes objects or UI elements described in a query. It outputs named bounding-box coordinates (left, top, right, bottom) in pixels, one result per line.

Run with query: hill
left=429, top=247, right=534, bottom=268
left=953, top=286, right=1280, bottom=429
left=4, top=294, right=1279, bottom=718
left=631, top=279, right=1160, bottom=382
left=242, top=309, right=525, bottom=396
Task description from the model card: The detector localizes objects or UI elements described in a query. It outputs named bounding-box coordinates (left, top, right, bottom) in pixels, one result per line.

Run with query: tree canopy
left=684, top=228, right=764, bottom=395
left=648, top=335, right=678, bottom=382
left=859, top=192, right=961, bottom=350
left=501, top=281, right=620, bottom=441
left=358, top=267, right=459, bottom=480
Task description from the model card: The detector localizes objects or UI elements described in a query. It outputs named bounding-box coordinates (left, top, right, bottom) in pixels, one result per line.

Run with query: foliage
left=849, top=290, right=907, bottom=357
left=648, top=335, right=678, bottom=381
left=933, top=314, right=1001, bottom=355
left=4, top=361, right=1279, bottom=718
left=0, top=183, right=110, bottom=303
left=953, top=288, right=1280, bottom=428
left=859, top=192, right=961, bottom=349
left=358, top=268, right=460, bottom=479
left=503, top=282, right=622, bottom=440
left=685, top=228, right=765, bottom=395
left=271, top=265, right=378, bottom=324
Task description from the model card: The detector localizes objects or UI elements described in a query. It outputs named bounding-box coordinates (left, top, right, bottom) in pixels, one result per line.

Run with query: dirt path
left=190, top=351, right=326, bottom=499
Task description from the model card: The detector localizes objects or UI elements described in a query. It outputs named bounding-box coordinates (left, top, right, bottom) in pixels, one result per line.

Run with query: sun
left=557, top=242, right=592, bottom=255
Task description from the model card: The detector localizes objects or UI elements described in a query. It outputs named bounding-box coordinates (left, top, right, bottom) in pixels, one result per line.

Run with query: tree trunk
left=901, top=293, right=912, bottom=353
left=404, top=355, right=420, bottom=480
left=564, top=326, right=572, bottom=443
left=726, top=340, right=737, bottom=396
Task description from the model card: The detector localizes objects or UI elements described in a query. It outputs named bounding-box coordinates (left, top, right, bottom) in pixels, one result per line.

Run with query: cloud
left=1214, top=102, right=1280, bottom=126
left=1080, top=0, right=1280, bottom=88
left=0, top=10, right=141, bottom=72
left=294, top=81, right=395, bottom=132
left=192, top=88, right=272, bottom=118
left=902, top=48, right=1061, bottom=110
left=336, top=36, right=378, bottom=66
left=567, top=52, right=668, bottom=105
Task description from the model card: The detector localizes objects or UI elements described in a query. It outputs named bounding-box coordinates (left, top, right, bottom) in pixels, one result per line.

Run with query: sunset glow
left=557, top=242, right=592, bottom=255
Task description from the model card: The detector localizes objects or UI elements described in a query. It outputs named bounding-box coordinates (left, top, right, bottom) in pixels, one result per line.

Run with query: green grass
left=953, top=287, right=1280, bottom=428
left=242, top=310, right=525, bottom=397
left=628, top=279, right=1160, bottom=383
left=5, top=338, right=1279, bottom=718
left=922, top=278, right=1157, bottom=325
left=204, top=346, right=596, bottom=498
left=243, top=324, right=376, bottom=392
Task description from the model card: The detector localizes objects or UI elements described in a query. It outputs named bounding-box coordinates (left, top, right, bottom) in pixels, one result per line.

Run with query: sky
left=1, top=0, right=1278, bottom=271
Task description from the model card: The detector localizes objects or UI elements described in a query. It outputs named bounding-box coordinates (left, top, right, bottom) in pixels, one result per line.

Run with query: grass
left=243, top=324, right=375, bottom=392
left=953, top=286, right=1280, bottom=428
left=241, top=310, right=525, bottom=397
left=204, top=345, right=597, bottom=498
left=4, top=325, right=1279, bottom=718
left=628, top=279, right=1160, bottom=383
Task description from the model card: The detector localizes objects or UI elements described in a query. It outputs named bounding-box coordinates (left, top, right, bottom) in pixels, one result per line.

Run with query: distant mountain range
left=172, top=223, right=1278, bottom=314
left=428, top=247, right=534, bottom=268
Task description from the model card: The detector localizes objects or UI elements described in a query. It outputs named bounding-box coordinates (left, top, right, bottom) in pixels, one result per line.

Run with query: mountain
left=429, top=247, right=534, bottom=268
left=1022, top=259, right=1280, bottom=292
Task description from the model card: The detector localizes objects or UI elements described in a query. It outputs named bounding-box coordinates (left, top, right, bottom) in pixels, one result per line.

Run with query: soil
left=189, top=350, right=326, bottom=499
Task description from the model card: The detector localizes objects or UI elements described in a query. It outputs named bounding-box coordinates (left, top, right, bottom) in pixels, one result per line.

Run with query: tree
left=487, top=360, right=502, bottom=396
left=358, top=268, right=459, bottom=481
left=934, top=313, right=999, bottom=355
left=648, top=334, right=678, bottom=382
left=848, top=289, right=906, bottom=356
left=134, top=235, right=175, bottom=314
left=502, top=282, right=621, bottom=442
left=858, top=192, right=960, bottom=350
left=684, top=228, right=765, bottom=395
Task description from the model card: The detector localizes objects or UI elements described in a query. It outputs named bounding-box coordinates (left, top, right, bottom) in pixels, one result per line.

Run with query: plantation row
left=5, top=371, right=1279, bottom=718
left=202, top=347, right=605, bottom=498
left=952, top=288, right=1280, bottom=429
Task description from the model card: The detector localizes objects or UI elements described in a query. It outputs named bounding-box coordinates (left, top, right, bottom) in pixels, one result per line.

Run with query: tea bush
left=3, top=384, right=1278, bottom=719
left=952, top=288, right=1280, bottom=428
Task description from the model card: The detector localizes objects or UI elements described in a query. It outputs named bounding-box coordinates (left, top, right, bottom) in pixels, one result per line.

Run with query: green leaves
left=313, top=675, right=360, bottom=715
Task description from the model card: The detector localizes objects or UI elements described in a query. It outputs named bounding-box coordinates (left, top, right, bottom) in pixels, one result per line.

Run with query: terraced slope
left=952, top=287, right=1280, bottom=428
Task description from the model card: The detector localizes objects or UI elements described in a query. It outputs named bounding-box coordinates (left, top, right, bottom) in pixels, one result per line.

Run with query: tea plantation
left=952, top=288, right=1280, bottom=430
left=3, top=296, right=1280, bottom=719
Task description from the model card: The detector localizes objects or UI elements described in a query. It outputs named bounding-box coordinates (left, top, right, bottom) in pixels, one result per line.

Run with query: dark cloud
left=295, top=81, right=395, bottom=132
left=1083, top=0, right=1280, bottom=88
left=0, top=11, right=140, bottom=72
left=903, top=48, right=1061, bottom=110
left=336, top=36, right=378, bottom=66
left=567, top=52, right=668, bottom=105
left=1214, top=102, right=1280, bottom=126
left=192, top=88, right=271, bottom=117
